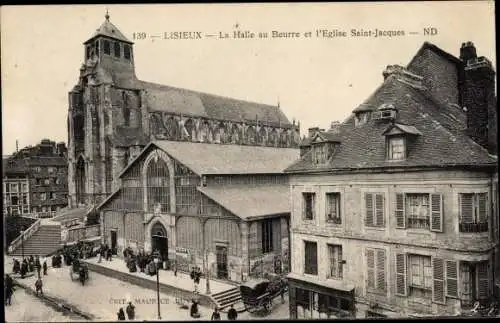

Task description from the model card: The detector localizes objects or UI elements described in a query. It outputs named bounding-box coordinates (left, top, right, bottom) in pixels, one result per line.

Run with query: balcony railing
left=407, top=217, right=430, bottom=229
left=459, top=222, right=488, bottom=233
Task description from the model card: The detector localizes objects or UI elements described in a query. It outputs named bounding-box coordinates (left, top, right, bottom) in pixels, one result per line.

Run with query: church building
left=67, top=12, right=301, bottom=209
left=68, top=12, right=301, bottom=282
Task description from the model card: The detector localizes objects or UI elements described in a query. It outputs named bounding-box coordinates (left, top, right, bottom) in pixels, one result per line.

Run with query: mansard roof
left=84, top=18, right=132, bottom=44
left=285, top=70, right=496, bottom=173
left=119, top=140, right=300, bottom=177
left=198, top=185, right=290, bottom=220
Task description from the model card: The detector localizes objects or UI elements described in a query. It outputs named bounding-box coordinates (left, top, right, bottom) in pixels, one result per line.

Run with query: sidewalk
left=83, top=256, right=236, bottom=296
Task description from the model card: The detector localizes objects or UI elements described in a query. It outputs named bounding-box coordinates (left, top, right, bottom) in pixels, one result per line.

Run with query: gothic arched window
left=246, top=126, right=256, bottom=145
left=124, top=45, right=131, bottom=60
left=229, top=124, right=241, bottom=144
left=103, top=40, right=111, bottom=55
left=146, top=157, right=170, bottom=213
left=214, top=123, right=226, bottom=144
left=165, top=117, right=180, bottom=140
left=199, top=121, right=211, bottom=143
left=149, top=115, right=162, bottom=137
left=269, top=128, right=278, bottom=147
left=257, top=127, right=267, bottom=145
left=183, top=119, right=196, bottom=141
left=114, top=42, right=121, bottom=58
left=73, top=115, right=85, bottom=142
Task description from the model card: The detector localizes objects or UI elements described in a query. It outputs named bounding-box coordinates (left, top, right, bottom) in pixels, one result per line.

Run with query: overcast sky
left=1, top=2, right=496, bottom=155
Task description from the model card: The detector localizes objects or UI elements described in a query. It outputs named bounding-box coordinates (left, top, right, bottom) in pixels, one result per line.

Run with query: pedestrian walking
left=126, top=301, right=136, bottom=320
left=227, top=305, right=238, bottom=320
left=190, top=299, right=200, bottom=318
left=43, top=260, right=48, bottom=275
left=117, top=308, right=126, bottom=320
left=12, top=259, right=20, bottom=274
left=21, top=260, right=28, bottom=279
left=36, top=261, right=42, bottom=278
left=5, top=274, right=14, bottom=306
left=211, top=307, right=221, bottom=320
left=35, top=277, right=43, bottom=296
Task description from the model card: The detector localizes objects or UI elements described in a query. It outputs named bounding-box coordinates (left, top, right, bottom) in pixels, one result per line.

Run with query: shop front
left=287, top=273, right=356, bottom=319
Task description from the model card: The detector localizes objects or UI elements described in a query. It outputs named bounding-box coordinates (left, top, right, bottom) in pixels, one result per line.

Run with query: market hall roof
left=197, top=185, right=290, bottom=220
left=119, top=141, right=300, bottom=177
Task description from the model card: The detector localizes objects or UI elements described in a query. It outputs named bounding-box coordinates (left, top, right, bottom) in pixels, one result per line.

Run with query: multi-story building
left=3, top=158, right=30, bottom=216
left=284, top=41, right=497, bottom=318
left=3, top=139, right=69, bottom=217
left=67, top=12, right=301, bottom=210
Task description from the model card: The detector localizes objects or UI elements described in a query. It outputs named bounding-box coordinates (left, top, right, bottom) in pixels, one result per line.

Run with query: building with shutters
left=3, top=139, right=68, bottom=217
left=97, top=141, right=298, bottom=282
left=67, top=12, right=301, bottom=215
left=284, top=41, right=498, bottom=318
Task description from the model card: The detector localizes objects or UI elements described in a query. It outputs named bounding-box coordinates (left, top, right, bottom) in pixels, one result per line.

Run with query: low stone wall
left=83, top=261, right=216, bottom=308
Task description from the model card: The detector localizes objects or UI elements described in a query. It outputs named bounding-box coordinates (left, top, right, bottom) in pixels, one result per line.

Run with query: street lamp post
left=20, top=228, right=25, bottom=261
left=153, top=257, right=161, bottom=320
left=205, top=251, right=211, bottom=295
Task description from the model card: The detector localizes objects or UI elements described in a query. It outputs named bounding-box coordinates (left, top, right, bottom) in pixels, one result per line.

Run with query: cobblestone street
left=5, top=257, right=289, bottom=321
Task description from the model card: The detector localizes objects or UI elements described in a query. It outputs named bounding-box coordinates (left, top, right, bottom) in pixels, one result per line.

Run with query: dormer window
left=354, top=112, right=371, bottom=127
left=383, top=123, right=422, bottom=161
left=373, top=103, right=397, bottom=121
left=388, top=137, right=405, bottom=160
left=310, top=132, right=341, bottom=164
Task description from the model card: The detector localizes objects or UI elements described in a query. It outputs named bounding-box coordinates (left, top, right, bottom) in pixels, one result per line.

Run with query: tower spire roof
left=84, top=12, right=133, bottom=44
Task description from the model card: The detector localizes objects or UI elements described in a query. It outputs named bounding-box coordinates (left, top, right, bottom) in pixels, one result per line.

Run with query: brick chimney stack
left=459, top=41, right=496, bottom=154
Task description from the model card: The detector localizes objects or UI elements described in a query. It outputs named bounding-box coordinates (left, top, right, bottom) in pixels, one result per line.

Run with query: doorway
left=216, top=245, right=228, bottom=279
left=151, top=222, right=168, bottom=265
left=110, top=230, right=117, bottom=255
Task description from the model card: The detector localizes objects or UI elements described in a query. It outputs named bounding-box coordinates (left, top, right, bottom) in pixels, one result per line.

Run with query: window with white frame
left=406, top=193, right=430, bottom=229
left=388, top=137, right=405, bottom=160
left=408, top=254, right=432, bottom=299
left=326, top=193, right=341, bottom=224
left=327, top=244, right=343, bottom=279
left=303, top=192, right=315, bottom=220
left=22, top=183, right=28, bottom=192
left=40, top=193, right=46, bottom=201
left=459, top=193, right=488, bottom=233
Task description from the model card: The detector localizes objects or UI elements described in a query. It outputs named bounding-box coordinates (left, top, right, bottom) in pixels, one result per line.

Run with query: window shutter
left=478, top=193, right=487, bottom=223
left=430, top=194, right=443, bottom=232
left=376, top=250, right=386, bottom=292
left=395, top=193, right=406, bottom=229
left=432, top=258, right=445, bottom=304
left=395, top=253, right=407, bottom=296
left=365, top=193, right=374, bottom=227
left=460, top=194, right=473, bottom=223
left=477, top=261, right=490, bottom=299
left=366, top=249, right=375, bottom=289
left=445, top=260, right=458, bottom=298
left=375, top=194, right=385, bottom=227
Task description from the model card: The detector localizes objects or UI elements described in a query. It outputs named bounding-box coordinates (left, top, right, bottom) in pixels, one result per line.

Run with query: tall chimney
left=16, top=140, right=19, bottom=153
left=460, top=42, right=496, bottom=153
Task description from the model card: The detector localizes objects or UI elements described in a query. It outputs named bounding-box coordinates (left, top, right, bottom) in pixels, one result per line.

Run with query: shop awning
left=287, top=272, right=355, bottom=293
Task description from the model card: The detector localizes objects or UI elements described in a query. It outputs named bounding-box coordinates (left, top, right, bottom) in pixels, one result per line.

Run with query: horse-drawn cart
left=69, top=259, right=89, bottom=284
left=240, top=276, right=287, bottom=314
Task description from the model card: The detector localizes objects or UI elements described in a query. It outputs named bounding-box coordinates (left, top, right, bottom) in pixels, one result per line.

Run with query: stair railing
left=8, top=218, right=42, bottom=254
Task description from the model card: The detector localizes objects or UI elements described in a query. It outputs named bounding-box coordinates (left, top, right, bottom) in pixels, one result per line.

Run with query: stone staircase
left=9, top=222, right=62, bottom=257
left=212, top=286, right=246, bottom=312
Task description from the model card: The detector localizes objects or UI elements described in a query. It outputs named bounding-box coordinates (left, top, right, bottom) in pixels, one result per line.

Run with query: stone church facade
left=67, top=13, right=301, bottom=209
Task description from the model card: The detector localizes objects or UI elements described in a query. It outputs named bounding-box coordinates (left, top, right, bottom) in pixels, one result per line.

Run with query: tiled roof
left=85, top=19, right=132, bottom=44
left=120, top=141, right=300, bottom=177
left=285, top=75, right=497, bottom=173
left=311, top=131, right=342, bottom=143
left=140, top=81, right=292, bottom=126
left=111, top=126, right=148, bottom=147
left=197, top=185, right=290, bottom=220
left=24, top=157, right=67, bottom=166
left=383, top=123, right=422, bottom=136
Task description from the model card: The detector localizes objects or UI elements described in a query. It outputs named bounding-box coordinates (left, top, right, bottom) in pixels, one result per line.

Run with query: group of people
left=117, top=301, right=136, bottom=320
left=120, top=247, right=172, bottom=277
left=12, top=255, right=48, bottom=279
left=209, top=305, right=238, bottom=320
